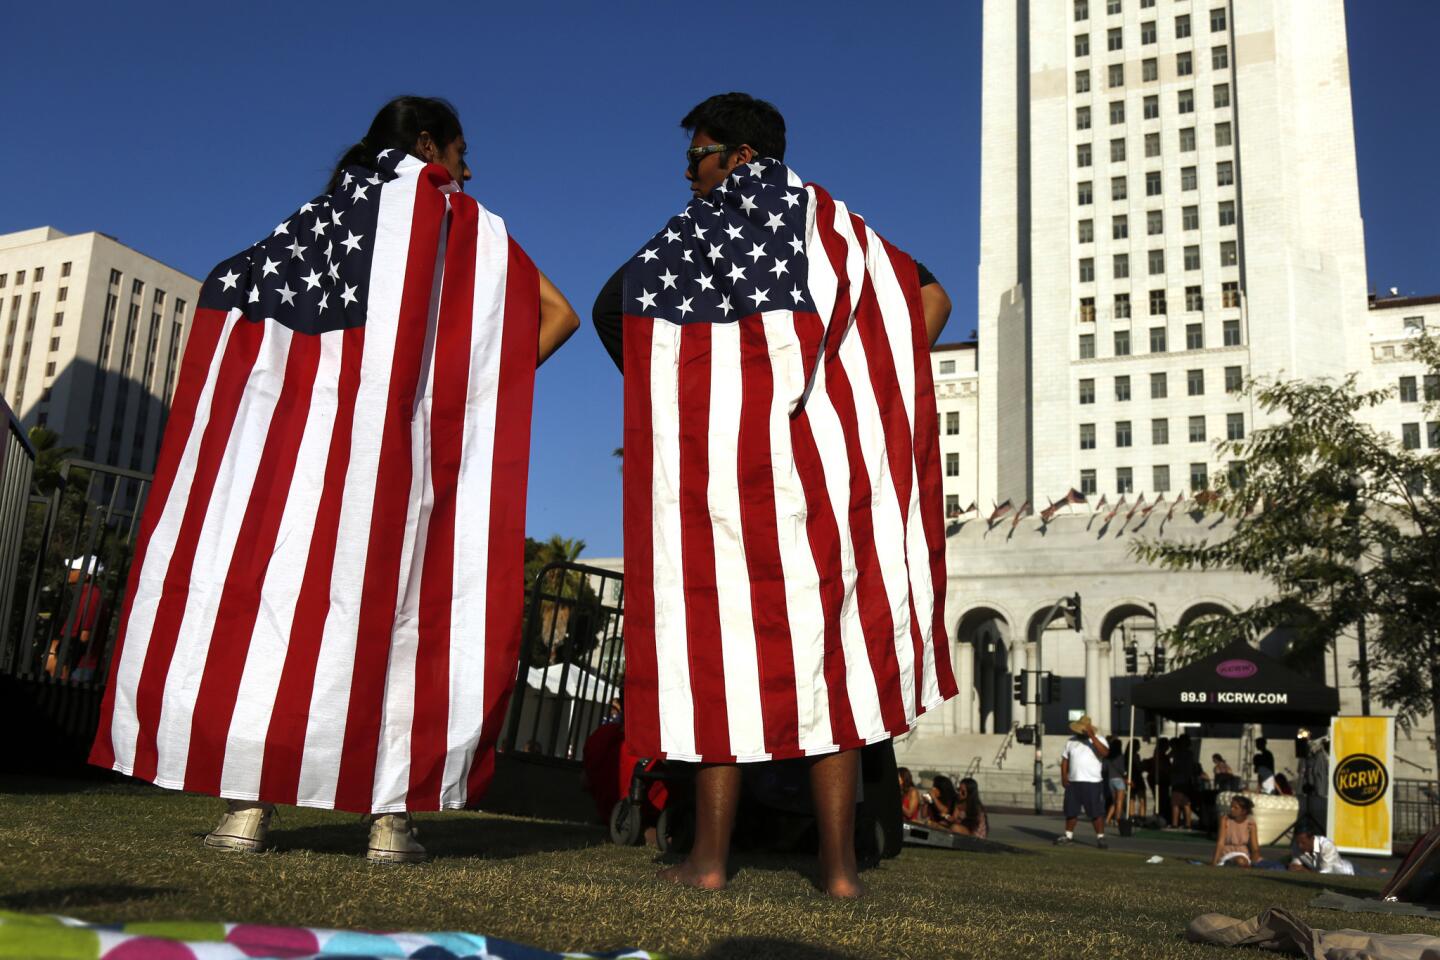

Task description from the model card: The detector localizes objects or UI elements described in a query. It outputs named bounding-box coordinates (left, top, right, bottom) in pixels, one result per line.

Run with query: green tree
left=1132, top=334, right=1440, bottom=774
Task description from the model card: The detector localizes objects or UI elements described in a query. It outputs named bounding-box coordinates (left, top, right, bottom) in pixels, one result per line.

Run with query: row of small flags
left=946, top=489, right=1226, bottom=526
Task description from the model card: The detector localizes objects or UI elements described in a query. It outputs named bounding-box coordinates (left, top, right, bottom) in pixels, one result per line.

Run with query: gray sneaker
left=1053, top=835, right=1072, bottom=845
left=1096, top=837, right=1109, bottom=849
left=204, top=800, right=274, bottom=852
left=367, top=813, right=428, bottom=864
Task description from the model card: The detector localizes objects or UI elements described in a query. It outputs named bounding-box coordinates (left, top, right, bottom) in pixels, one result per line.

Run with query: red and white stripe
left=623, top=182, right=956, bottom=763
left=91, top=158, right=539, bottom=813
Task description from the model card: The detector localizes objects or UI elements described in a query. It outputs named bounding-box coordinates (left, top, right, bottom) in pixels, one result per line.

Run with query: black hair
left=898, top=767, right=915, bottom=791
left=932, top=775, right=960, bottom=813
left=1231, top=795, right=1255, bottom=815
left=1256, top=737, right=1268, bottom=748
left=681, top=92, right=787, bottom=161
left=959, top=776, right=985, bottom=824
left=327, top=96, right=463, bottom=195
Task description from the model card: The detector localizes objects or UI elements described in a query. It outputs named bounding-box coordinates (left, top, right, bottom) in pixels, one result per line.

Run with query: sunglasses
left=686, top=143, right=731, bottom=175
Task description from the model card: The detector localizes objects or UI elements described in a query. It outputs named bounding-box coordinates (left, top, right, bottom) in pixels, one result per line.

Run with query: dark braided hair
left=326, top=96, right=462, bottom=195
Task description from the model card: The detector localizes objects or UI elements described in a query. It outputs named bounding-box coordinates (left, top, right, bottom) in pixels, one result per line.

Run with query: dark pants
left=1063, top=781, right=1105, bottom=821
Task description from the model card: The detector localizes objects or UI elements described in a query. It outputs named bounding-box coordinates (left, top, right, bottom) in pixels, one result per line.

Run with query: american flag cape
left=621, top=159, right=956, bottom=763
left=90, top=150, right=540, bottom=813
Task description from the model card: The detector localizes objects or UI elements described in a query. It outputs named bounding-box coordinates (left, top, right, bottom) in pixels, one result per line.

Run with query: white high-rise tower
left=978, top=0, right=1369, bottom=507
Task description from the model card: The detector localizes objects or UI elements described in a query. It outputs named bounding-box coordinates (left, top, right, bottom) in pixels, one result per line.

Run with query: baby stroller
left=608, top=741, right=903, bottom=868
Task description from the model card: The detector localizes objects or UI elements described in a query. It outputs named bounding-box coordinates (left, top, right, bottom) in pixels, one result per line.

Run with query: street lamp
left=1340, top=475, right=1370, bottom=716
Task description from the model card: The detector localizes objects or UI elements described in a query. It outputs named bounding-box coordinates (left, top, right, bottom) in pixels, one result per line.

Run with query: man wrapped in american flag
left=593, top=93, right=956, bottom=897
left=91, top=97, right=580, bottom=863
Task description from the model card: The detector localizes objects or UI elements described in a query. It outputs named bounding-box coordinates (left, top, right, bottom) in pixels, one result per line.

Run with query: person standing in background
left=1056, top=715, right=1110, bottom=848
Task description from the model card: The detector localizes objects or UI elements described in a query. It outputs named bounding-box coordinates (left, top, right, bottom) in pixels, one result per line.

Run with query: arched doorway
left=956, top=606, right=1011, bottom=733
left=1100, top=602, right=1158, bottom=736
left=1026, top=604, right=1080, bottom=732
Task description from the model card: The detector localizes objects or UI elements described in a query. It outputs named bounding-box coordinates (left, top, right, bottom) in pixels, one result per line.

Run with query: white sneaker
left=204, top=800, right=274, bottom=852
left=367, top=813, right=428, bottom=864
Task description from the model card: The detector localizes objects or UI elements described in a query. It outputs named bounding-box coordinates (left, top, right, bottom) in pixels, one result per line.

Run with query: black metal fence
left=1394, top=778, right=1440, bottom=845
left=501, top=561, right=626, bottom=762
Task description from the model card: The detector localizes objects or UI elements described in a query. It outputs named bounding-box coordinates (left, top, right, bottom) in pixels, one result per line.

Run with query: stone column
left=1084, top=638, right=1102, bottom=724
left=1097, top=642, right=1113, bottom=733
left=1011, top=638, right=1029, bottom=728
left=955, top=641, right=976, bottom=734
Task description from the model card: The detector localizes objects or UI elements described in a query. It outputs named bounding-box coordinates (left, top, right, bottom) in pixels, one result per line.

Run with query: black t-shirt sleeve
left=593, top=265, right=626, bottom=373
left=914, top=260, right=938, bottom=288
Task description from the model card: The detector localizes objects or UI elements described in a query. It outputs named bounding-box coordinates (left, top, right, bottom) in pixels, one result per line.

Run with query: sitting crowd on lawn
left=898, top=768, right=989, bottom=838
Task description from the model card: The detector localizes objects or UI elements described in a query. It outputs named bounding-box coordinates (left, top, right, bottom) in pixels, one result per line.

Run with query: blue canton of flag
left=197, top=149, right=410, bottom=334
left=623, top=158, right=815, bottom=324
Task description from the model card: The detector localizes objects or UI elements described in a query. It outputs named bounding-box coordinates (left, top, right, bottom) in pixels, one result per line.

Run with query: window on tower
left=1150, top=328, right=1168, bottom=354
left=1110, top=100, right=1126, bottom=124
left=1220, top=240, right=1238, bottom=266
left=1212, top=45, right=1229, bottom=70
left=1190, top=463, right=1209, bottom=491
left=1219, top=200, right=1236, bottom=226
left=1079, top=333, right=1096, bottom=359
left=1217, top=161, right=1234, bottom=186
left=1114, top=253, right=1130, bottom=279
left=1182, top=166, right=1198, bottom=191
left=1153, top=465, right=1171, bottom=492
left=1150, top=371, right=1168, bottom=399
left=1081, top=423, right=1097, bottom=449
left=1184, top=246, right=1201, bottom=271
left=1186, top=320, right=1204, bottom=347
left=1144, top=96, right=1159, bottom=120
left=1078, top=142, right=1093, bottom=167
left=1081, top=469, right=1098, bottom=495
left=1075, top=0, right=1089, bottom=21
left=1152, top=418, right=1170, bottom=444
left=1147, top=209, right=1164, bottom=235
left=1184, top=205, right=1200, bottom=230
left=1176, top=14, right=1191, bottom=38
left=1077, top=106, right=1092, bottom=130
left=1177, top=51, right=1193, bottom=77
left=1216, top=121, right=1233, bottom=147
left=1109, top=63, right=1125, bottom=87
left=1186, top=287, right=1204, bottom=312
left=1076, top=34, right=1091, bottom=57
left=1080, top=258, right=1096, bottom=283
left=1080, top=379, right=1096, bottom=404
left=1187, top=368, right=1205, bottom=396
left=1079, top=180, right=1093, bottom=204
left=1225, top=366, right=1243, bottom=393
left=1112, top=176, right=1128, bottom=200
left=1148, top=249, right=1165, bottom=275
left=1117, top=467, right=1134, bottom=493
left=1189, top=415, right=1207, bottom=443
left=1079, top=218, right=1095, bottom=242
left=1222, top=283, right=1241, bottom=310
left=1180, top=127, right=1196, bottom=152
left=1150, top=289, right=1168, bottom=315
left=1141, top=20, right=1156, bottom=44
left=1145, top=170, right=1162, bottom=196
left=1114, top=329, right=1132, bottom=356
left=1210, top=8, right=1227, bottom=32
left=1077, top=69, right=1092, bottom=93
left=1223, top=318, right=1241, bottom=345
left=1227, top=413, right=1245, bottom=441
left=1080, top=297, right=1097, bottom=322
left=1116, top=376, right=1132, bottom=401
left=1143, top=57, right=1158, bottom=81
left=1111, top=138, right=1126, bottom=162
left=1113, top=214, right=1129, bottom=239
left=1115, top=293, right=1132, bottom=318
left=1108, top=27, right=1123, bottom=51
left=1178, top=89, right=1195, bottom=114
left=1116, top=421, right=1133, bottom=447
left=1215, top=83, right=1231, bottom=108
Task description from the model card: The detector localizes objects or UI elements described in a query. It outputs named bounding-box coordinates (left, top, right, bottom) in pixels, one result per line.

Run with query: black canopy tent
left=1129, top=638, right=1339, bottom=726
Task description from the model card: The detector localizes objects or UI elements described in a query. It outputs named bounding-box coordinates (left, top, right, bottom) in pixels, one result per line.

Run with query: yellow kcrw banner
left=1328, top=716, right=1394, bottom=856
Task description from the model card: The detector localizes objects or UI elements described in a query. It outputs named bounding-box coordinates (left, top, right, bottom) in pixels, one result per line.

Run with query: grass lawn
left=2, top=776, right=1435, bottom=959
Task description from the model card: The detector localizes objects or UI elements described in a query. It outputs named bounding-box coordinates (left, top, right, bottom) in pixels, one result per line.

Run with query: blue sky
left=4, top=1, right=1436, bottom=557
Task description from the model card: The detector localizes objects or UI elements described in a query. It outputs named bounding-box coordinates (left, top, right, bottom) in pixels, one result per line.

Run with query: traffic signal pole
left=1033, top=593, right=1083, bottom=815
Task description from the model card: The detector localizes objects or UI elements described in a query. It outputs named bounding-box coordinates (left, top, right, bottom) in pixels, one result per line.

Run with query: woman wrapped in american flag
left=90, top=96, right=580, bottom=863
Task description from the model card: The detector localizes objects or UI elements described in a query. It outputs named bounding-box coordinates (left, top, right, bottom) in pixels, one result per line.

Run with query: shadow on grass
left=265, top=816, right=607, bottom=860
left=0, top=884, right=174, bottom=910
left=1250, top=872, right=1388, bottom=894
left=698, top=937, right=859, bottom=959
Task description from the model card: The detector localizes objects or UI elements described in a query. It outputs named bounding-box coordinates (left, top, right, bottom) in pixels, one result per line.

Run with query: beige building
left=932, top=340, right=981, bottom=517
left=978, top=0, right=1370, bottom=508
left=1362, top=293, right=1439, bottom=453
left=0, top=227, right=199, bottom=474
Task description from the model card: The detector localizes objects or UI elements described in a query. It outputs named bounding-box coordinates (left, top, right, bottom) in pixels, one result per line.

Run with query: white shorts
left=1218, top=851, right=1252, bottom=866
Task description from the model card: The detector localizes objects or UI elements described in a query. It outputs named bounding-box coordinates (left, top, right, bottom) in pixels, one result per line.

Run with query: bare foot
left=821, top=871, right=865, bottom=899
left=657, top=859, right=727, bottom=890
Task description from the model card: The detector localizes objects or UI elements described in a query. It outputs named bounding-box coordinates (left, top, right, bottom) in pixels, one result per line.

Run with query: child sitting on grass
left=1212, top=795, right=1261, bottom=867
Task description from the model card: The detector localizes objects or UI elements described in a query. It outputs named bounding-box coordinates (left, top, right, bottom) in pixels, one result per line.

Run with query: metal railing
left=0, top=400, right=35, bottom=667
left=1394, top=778, right=1440, bottom=844
left=501, top=561, right=626, bottom=762
left=5, top=459, right=151, bottom=686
